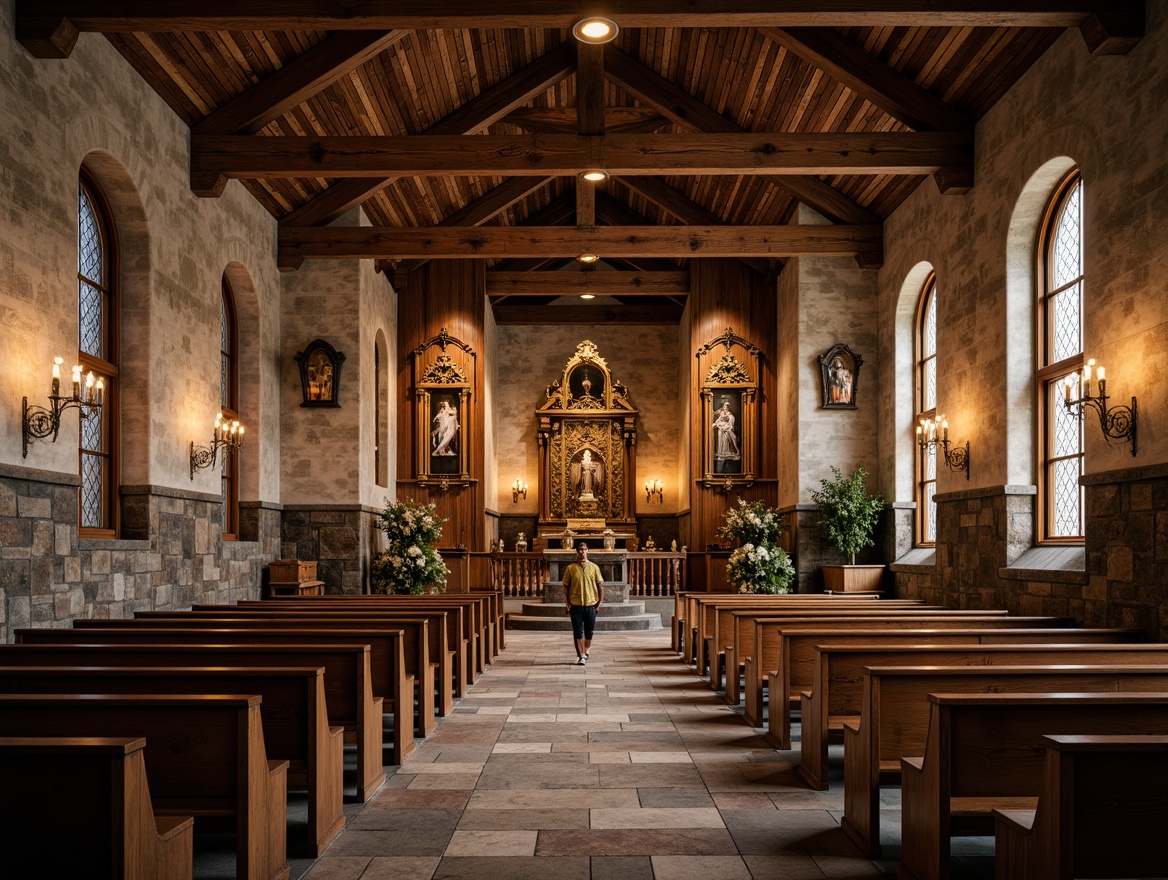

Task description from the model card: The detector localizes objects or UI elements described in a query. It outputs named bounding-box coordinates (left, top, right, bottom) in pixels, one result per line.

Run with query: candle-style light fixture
left=1063, top=358, right=1137, bottom=455
left=644, top=478, right=663, bottom=503
left=511, top=478, right=528, bottom=503
left=22, top=356, right=104, bottom=457
left=190, top=411, right=245, bottom=479
left=916, top=414, right=970, bottom=480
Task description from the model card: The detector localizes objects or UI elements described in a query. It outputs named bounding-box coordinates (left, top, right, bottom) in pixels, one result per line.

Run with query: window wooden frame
left=220, top=276, right=239, bottom=540
left=77, top=169, right=119, bottom=538
left=1037, top=170, right=1085, bottom=544
left=914, top=273, right=938, bottom=546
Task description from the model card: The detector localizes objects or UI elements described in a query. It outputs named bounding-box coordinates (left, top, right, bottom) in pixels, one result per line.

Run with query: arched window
left=220, top=276, right=239, bottom=539
left=78, top=171, right=118, bottom=535
left=1038, top=172, right=1084, bottom=541
left=914, top=274, right=938, bottom=544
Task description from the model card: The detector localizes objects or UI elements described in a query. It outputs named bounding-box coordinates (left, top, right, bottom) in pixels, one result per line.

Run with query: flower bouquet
left=718, top=499, right=794, bottom=594
left=371, top=498, right=448, bottom=595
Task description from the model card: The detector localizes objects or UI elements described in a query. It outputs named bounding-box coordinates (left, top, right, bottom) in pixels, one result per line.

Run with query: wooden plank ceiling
left=18, top=3, right=1145, bottom=321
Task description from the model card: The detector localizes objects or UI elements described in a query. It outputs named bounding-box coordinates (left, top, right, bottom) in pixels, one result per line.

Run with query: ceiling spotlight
left=580, top=293, right=596, bottom=300
left=580, top=169, right=609, bottom=183
left=577, top=253, right=599, bottom=264
left=572, top=17, right=619, bottom=44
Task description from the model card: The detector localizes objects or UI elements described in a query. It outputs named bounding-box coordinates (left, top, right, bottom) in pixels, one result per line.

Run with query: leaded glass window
left=77, top=172, right=117, bottom=535
left=1039, top=173, right=1085, bottom=540
left=915, top=275, right=938, bottom=545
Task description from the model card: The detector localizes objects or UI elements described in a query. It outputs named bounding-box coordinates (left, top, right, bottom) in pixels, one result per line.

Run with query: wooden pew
left=68, top=618, right=437, bottom=737
left=0, top=693, right=290, bottom=880
left=0, top=736, right=194, bottom=880
left=131, top=608, right=456, bottom=719
left=0, top=642, right=391, bottom=799
left=836, top=655, right=1168, bottom=857
left=898, top=693, right=1168, bottom=880
left=995, top=734, right=1168, bottom=880
left=0, top=665, right=343, bottom=858
left=741, top=616, right=1075, bottom=734
left=14, top=627, right=416, bottom=762
left=796, top=633, right=1150, bottom=787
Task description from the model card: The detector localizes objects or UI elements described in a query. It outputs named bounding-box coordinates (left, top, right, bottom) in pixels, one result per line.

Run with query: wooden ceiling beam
left=279, top=40, right=575, bottom=226
left=192, top=131, right=972, bottom=193
left=757, top=28, right=972, bottom=132
left=502, top=107, right=668, bottom=134
left=277, top=223, right=882, bottom=269
left=193, top=30, right=409, bottom=136
left=576, top=43, right=605, bottom=137
left=493, top=303, right=684, bottom=325
left=605, top=47, right=884, bottom=218
left=487, top=271, right=689, bottom=296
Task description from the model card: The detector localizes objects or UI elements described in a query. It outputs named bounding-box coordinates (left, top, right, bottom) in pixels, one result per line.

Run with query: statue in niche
left=713, top=398, right=741, bottom=471
left=570, top=449, right=605, bottom=502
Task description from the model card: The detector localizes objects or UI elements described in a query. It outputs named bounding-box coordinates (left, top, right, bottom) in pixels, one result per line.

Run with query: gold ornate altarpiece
left=536, top=341, right=638, bottom=534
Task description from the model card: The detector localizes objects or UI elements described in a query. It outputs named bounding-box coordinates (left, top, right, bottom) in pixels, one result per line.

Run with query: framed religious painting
left=294, top=338, right=346, bottom=407
left=412, top=328, right=475, bottom=487
left=818, top=343, right=863, bottom=410
left=696, top=327, right=760, bottom=489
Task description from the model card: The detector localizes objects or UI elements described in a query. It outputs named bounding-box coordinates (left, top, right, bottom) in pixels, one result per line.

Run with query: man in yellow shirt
left=563, top=542, right=603, bottom=665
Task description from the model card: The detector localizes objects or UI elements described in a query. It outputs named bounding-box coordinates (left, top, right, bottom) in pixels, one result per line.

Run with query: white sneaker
left=577, top=656, right=587, bottom=666
left=584, top=653, right=589, bottom=659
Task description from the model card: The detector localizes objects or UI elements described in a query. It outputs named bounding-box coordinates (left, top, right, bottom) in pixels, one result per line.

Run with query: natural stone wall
left=0, top=464, right=274, bottom=642
left=783, top=505, right=888, bottom=594
left=280, top=505, right=380, bottom=594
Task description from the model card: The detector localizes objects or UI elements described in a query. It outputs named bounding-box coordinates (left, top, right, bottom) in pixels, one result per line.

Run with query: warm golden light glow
left=580, top=169, right=609, bottom=183
left=572, top=17, right=618, bottom=44
left=580, top=293, right=595, bottom=299
left=577, top=253, right=599, bottom=264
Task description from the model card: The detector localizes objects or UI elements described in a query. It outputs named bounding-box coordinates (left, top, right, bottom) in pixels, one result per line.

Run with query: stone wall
left=280, top=505, right=380, bottom=595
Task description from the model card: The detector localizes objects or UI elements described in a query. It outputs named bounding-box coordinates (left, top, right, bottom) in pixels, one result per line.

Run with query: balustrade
left=490, top=550, right=685, bottom=598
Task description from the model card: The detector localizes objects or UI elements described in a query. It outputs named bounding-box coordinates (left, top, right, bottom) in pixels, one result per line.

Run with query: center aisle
left=303, top=630, right=884, bottom=880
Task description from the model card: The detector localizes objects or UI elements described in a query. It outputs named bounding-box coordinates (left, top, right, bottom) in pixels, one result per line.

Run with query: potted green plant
left=809, top=466, right=886, bottom=592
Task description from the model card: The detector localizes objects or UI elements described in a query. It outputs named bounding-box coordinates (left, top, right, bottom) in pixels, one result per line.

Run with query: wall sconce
left=512, top=478, right=528, bottom=503
left=1063, top=359, right=1137, bottom=455
left=190, top=411, right=244, bottom=479
left=916, top=414, right=970, bottom=480
left=22, top=357, right=103, bottom=458
left=644, top=478, right=663, bottom=503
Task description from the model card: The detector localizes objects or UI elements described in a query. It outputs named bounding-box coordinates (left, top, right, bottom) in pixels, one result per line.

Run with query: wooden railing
left=490, top=550, right=686, bottom=598
left=628, top=551, right=685, bottom=597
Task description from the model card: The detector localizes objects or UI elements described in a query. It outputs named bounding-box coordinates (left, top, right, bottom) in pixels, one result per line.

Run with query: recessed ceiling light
left=577, top=253, right=599, bottom=264
left=580, top=169, right=609, bottom=183
left=572, top=17, right=619, bottom=45
left=580, top=293, right=596, bottom=299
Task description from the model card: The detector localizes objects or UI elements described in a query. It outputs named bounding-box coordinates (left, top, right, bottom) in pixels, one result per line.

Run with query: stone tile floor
left=285, top=630, right=994, bottom=880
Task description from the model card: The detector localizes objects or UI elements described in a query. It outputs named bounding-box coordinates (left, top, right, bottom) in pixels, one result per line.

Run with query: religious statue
left=828, top=357, right=853, bottom=405
left=713, top=399, right=741, bottom=470
left=570, top=449, right=604, bottom=502
left=580, top=370, right=593, bottom=397
left=431, top=399, right=459, bottom=456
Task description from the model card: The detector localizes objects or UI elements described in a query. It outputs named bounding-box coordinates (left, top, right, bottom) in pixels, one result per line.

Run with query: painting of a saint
left=429, top=394, right=461, bottom=473
left=827, top=357, right=853, bottom=405
left=818, top=344, right=863, bottom=409
left=712, top=394, right=742, bottom=473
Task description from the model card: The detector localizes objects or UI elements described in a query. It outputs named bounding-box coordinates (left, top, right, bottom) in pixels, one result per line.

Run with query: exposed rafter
left=17, top=4, right=1145, bottom=58
left=279, top=41, right=576, bottom=226
left=192, top=132, right=973, bottom=194
left=486, top=271, right=689, bottom=296
left=502, top=107, right=668, bottom=134
left=493, top=303, right=685, bottom=325
left=276, top=223, right=882, bottom=270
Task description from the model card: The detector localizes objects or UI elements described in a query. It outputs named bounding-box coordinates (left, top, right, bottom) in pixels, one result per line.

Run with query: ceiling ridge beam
left=278, top=40, right=576, bottom=226
left=757, top=27, right=971, bottom=132
left=193, top=30, right=409, bottom=136
left=276, top=223, right=883, bottom=270
left=192, top=131, right=973, bottom=191
left=494, top=303, right=684, bottom=325
left=604, top=46, right=882, bottom=222
left=486, top=270, right=690, bottom=296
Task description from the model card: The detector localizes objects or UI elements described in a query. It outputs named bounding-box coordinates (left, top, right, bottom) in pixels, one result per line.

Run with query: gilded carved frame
left=412, top=328, right=475, bottom=489
left=697, top=327, right=760, bottom=490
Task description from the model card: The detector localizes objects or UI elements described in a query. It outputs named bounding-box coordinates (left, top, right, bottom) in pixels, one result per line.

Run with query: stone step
left=505, top=611, right=664, bottom=632
left=518, top=601, right=648, bottom=618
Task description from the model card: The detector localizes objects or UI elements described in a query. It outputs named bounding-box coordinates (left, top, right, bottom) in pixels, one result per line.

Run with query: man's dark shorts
left=569, top=604, right=598, bottom=640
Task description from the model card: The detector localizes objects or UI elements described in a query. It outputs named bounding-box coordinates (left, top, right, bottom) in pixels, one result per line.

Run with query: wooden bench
left=0, top=736, right=194, bottom=880
left=835, top=654, right=1168, bottom=857
left=0, top=665, right=344, bottom=858
left=0, top=641, right=391, bottom=800
left=796, top=634, right=1151, bottom=788
left=0, top=693, right=289, bottom=880
left=741, top=616, right=1076, bottom=734
left=898, top=692, right=1168, bottom=880
left=14, top=627, right=415, bottom=765
left=131, top=607, right=450, bottom=724
left=995, top=734, right=1168, bottom=880
left=69, top=618, right=438, bottom=736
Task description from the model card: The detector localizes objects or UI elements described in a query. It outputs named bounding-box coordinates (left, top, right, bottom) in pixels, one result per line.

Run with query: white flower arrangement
left=719, top=499, right=794, bottom=594
left=372, top=498, right=448, bottom=594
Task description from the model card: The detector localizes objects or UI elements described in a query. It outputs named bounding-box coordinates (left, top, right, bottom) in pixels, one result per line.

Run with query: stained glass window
left=915, top=275, right=938, bottom=545
left=1040, top=173, right=1084, bottom=540
left=77, top=172, right=117, bottom=535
